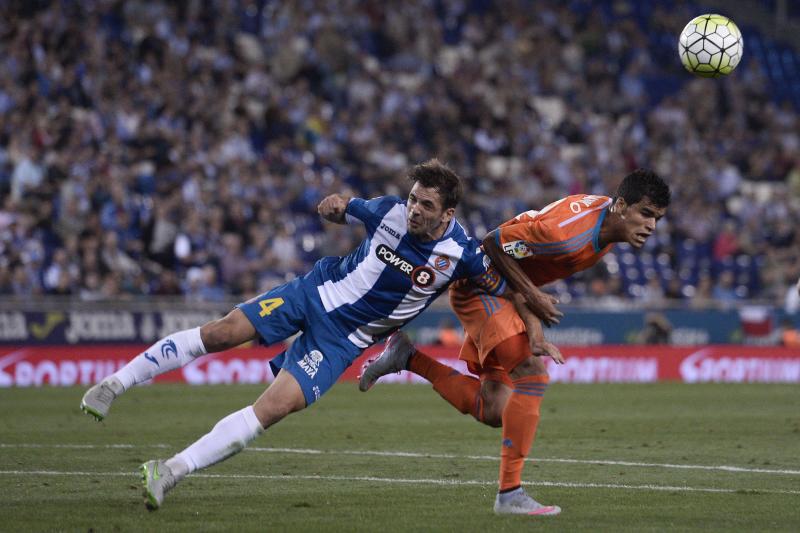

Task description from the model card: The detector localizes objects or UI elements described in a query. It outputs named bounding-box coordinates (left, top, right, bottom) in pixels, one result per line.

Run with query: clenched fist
left=318, top=194, right=351, bottom=224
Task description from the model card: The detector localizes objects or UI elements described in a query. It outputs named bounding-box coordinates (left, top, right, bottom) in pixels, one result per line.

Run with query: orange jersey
left=450, top=194, right=615, bottom=368
left=494, top=194, right=615, bottom=286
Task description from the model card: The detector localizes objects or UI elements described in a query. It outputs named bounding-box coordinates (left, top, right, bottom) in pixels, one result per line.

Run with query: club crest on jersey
left=433, top=255, right=450, bottom=271
left=503, top=240, right=533, bottom=259
left=298, top=350, right=323, bottom=378
left=376, top=244, right=435, bottom=287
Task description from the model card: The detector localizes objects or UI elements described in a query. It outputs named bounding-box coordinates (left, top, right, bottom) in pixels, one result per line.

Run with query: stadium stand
left=0, top=0, right=797, bottom=308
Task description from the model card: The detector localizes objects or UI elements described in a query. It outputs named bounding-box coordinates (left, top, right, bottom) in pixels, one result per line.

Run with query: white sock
left=174, top=405, right=264, bottom=474
left=113, top=327, right=207, bottom=390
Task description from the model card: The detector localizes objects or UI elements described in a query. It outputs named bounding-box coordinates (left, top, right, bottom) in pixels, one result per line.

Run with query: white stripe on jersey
left=557, top=198, right=612, bottom=228
left=318, top=203, right=406, bottom=313
left=347, top=235, right=466, bottom=348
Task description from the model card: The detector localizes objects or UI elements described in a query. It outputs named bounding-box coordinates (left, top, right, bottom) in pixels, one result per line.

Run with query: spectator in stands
left=712, top=271, right=740, bottom=306
left=689, top=274, right=715, bottom=310
left=786, top=277, right=800, bottom=315
left=638, top=312, right=672, bottom=345
left=664, top=278, right=685, bottom=303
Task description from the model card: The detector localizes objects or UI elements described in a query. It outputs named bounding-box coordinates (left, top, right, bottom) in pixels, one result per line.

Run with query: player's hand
left=523, top=288, right=563, bottom=327
left=531, top=341, right=565, bottom=364
left=317, top=194, right=349, bottom=223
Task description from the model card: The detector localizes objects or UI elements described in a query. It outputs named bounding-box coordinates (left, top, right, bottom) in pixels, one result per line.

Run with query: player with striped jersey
left=79, top=159, right=550, bottom=510
left=360, top=169, right=671, bottom=515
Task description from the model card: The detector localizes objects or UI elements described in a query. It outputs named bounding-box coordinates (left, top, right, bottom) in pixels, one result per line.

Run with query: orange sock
left=408, top=351, right=483, bottom=421
left=499, top=374, right=548, bottom=491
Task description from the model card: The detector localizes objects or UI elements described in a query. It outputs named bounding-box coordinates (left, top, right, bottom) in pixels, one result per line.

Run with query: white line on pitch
left=0, top=469, right=798, bottom=495
left=246, top=447, right=800, bottom=476
left=2, top=443, right=798, bottom=476
left=0, top=443, right=171, bottom=449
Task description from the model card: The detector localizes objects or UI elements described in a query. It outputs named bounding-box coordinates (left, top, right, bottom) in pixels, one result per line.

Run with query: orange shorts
left=449, top=284, right=528, bottom=382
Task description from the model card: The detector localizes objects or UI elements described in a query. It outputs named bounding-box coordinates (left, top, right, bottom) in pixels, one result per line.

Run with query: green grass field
left=1, top=382, right=799, bottom=532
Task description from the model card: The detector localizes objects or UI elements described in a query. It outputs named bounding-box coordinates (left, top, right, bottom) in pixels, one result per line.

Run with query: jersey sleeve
left=495, top=218, right=569, bottom=259
left=455, top=243, right=506, bottom=296
left=345, top=196, right=401, bottom=232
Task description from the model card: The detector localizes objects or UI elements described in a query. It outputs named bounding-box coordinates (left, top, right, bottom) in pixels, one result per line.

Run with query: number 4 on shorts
left=258, top=297, right=284, bottom=317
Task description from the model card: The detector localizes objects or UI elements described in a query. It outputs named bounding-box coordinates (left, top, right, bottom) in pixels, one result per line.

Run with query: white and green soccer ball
left=679, top=14, right=743, bottom=78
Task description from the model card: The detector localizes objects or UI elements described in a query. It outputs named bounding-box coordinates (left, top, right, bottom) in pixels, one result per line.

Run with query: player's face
left=406, top=183, right=455, bottom=241
left=618, top=196, right=667, bottom=248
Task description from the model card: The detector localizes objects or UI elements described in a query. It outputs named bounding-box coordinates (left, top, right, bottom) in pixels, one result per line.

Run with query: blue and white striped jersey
left=309, top=195, right=504, bottom=348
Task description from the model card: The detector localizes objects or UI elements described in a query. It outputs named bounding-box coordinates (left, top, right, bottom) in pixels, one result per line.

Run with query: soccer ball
left=678, top=14, right=743, bottom=78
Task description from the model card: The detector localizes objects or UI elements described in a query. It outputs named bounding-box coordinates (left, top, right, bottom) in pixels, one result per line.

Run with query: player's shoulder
left=504, top=194, right=607, bottom=226
left=357, top=194, right=405, bottom=208
left=537, top=194, right=612, bottom=227
left=542, top=194, right=611, bottom=215
left=500, top=194, right=612, bottom=244
left=437, top=218, right=474, bottom=251
left=349, top=195, right=405, bottom=222
left=435, top=219, right=484, bottom=268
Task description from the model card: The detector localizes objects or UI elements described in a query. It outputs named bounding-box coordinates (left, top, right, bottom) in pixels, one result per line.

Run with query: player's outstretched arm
left=317, top=194, right=352, bottom=224
left=482, top=230, right=563, bottom=327
left=511, top=292, right=565, bottom=364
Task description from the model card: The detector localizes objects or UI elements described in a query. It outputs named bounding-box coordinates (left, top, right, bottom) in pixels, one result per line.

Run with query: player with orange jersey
left=360, top=169, right=671, bottom=516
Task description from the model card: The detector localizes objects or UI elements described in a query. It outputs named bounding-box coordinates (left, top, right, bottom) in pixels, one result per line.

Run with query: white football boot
left=358, top=331, right=416, bottom=391
left=80, top=376, right=124, bottom=421
left=493, top=487, right=561, bottom=516
left=140, top=459, right=178, bottom=510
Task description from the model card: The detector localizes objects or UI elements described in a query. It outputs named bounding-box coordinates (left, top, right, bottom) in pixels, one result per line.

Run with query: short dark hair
left=407, top=159, right=463, bottom=210
left=615, top=168, right=671, bottom=208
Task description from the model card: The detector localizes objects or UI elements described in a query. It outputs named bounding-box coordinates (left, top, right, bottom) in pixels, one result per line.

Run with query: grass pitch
left=1, top=382, right=799, bottom=532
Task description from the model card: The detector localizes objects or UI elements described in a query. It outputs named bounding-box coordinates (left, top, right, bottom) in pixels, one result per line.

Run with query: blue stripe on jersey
left=528, top=227, right=594, bottom=248
left=529, top=233, right=594, bottom=255
left=592, top=207, right=608, bottom=252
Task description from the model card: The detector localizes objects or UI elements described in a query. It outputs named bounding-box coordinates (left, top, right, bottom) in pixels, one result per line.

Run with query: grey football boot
left=358, top=331, right=416, bottom=391
left=494, top=487, right=561, bottom=515
left=80, top=376, right=124, bottom=421
left=140, top=459, right=178, bottom=510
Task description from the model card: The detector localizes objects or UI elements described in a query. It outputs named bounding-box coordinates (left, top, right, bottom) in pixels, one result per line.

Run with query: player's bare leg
left=81, top=309, right=256, bottom=421
left=141, top=370, right=306, bottom=510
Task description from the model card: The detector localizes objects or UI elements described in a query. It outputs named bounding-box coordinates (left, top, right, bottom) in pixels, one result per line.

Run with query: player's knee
left=509, top=355, right=548, bottom=380
left=479, top=386, right=508, bottom=428
left=253, top=396, right=303, bottom=428
left=201, top=310, right=254, bottom=352
left=253, top=380, right=307, bottom=429
left=200, top=320, right=233, bottom=352
left=482, top=410, right=503, bottom=428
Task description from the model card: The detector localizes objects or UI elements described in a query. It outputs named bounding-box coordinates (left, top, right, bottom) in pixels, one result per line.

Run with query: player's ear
left=442, top=207, right=455, bottom=223
left=614, top=198, right=628, bottom=216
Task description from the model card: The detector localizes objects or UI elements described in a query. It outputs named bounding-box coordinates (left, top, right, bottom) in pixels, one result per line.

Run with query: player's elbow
left=482, top=230, right=500, bottom=252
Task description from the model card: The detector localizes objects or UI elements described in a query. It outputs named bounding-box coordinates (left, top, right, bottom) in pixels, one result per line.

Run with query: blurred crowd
left=0, top=0, right=798, bottom=309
